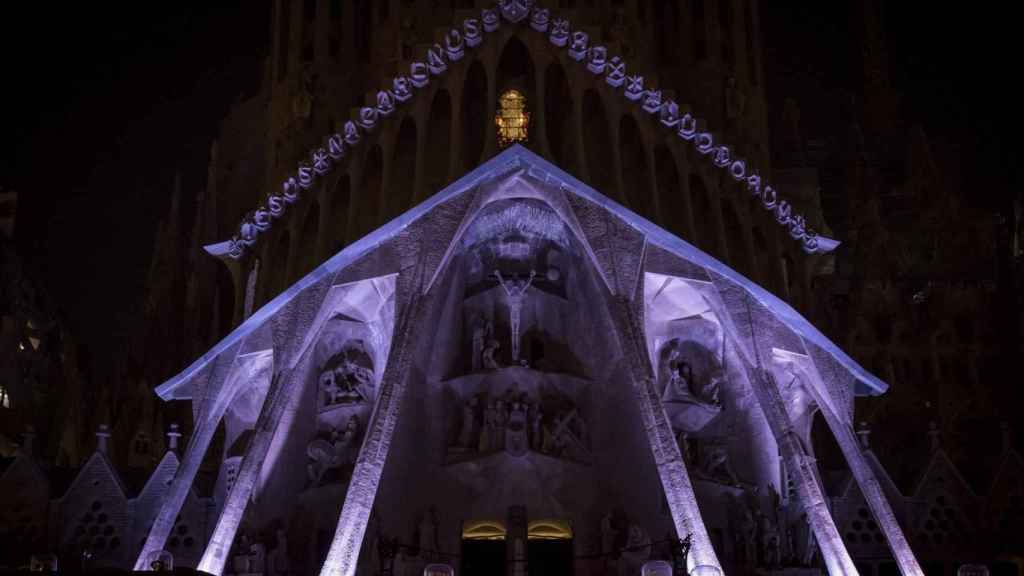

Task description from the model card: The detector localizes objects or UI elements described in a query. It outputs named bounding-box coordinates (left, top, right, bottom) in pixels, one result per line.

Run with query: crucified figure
left=494, top=269, right=535, bottom=363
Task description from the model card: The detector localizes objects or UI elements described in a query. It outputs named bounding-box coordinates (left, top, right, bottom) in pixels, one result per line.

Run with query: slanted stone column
left=319, top=292, right=428, bottom=576
left=134, top=400, right=231, bottom=570
left=804, top=381, right=924, bottom=576
left=607, top=298, right=723, bottom=574
left=738, top=361, right=858, bottom=575
left=198, top=367, right=302, bottom=576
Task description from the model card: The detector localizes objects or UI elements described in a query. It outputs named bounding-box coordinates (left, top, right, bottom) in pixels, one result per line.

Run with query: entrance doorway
left=461, top=521, right=506, bottom=576
left=528, top=519, right=573, bottom=576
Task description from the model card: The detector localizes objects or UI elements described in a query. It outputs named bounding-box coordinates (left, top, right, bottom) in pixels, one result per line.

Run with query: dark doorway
left=461, top=539, right=506, bottom=576
left=528, top=539, right=573, bottom=575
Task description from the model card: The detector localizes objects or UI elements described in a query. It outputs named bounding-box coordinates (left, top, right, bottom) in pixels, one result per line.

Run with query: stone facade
left=2, top=2, right=1022, bottom=575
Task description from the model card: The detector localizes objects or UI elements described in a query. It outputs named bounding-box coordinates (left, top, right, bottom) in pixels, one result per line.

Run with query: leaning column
left=608, top=298, right=724, bottom=574
left=319, top=292, right=427, bottom=576
left=738, top=360, right=859, bottom=575
left=134, top=400, right=230, bottom=570
left=197, top=367, right=302, bottom=576
left=805, top=381, right=924, bottom=575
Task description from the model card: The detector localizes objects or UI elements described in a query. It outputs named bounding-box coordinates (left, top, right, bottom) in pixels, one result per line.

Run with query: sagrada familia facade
left=1, top=1, right=1022, bottom=575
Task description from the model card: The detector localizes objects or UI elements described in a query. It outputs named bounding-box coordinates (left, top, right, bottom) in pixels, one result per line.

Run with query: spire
left=167, top=423, right=182, bottom=453
left=856, top=421, right=871, bottom=450
left=928, top=421, right=941, bottom=453
left=96, top=424, right=112, bottom=455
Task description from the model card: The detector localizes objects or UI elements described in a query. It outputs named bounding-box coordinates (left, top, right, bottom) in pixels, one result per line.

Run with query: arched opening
left=215, top=264, right=235, bottom=338
left=425, top=90, right=452, bottom=194
left=462, top=521, right=506, bottom=575
left=295, top=201, right=320, bottom=281
left=544, top=62, right=574, bottom=170
left=389, top=117, right=417, bottom=218
left=358, top=146, right=383, bottom=239
left=462, top=61, right=488, bottom=169
left=328, top=174, right=350, bottom=254
left=655, top=145, right=684, bottom=236
left=752, top=225, right=769, bottom=285
left=721, top=200, right=752, bottom=278
left=654, top=0, right=680, bottom=66
left=689, top=174, right=715, bottom=256
left=582, top=90, right=616, bottom=198
left=496, top=36, right=537, bottom=152
left=271, top=230, right=291, bottom=299
left=618, top=114, right=652, bottom=217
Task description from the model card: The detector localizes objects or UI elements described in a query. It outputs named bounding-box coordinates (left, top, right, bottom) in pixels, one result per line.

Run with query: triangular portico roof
left=159, top=145, right=887, bottom=402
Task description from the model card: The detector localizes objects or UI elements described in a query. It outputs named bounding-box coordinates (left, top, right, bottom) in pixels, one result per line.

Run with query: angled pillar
left=608, top=298, right=723, bottom=574
left=134, top=399, right=230, bottom=570
left=319, top=292, right=427, bottom=576
left=197, top=367, right=298, bottom=575
left=805, top=381, right=924, bottom=576
left=738, top=360, right=858, bottom=575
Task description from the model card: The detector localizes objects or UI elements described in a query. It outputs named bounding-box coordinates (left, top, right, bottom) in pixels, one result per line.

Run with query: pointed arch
left=462, top=61, right=488, bottom=169
left=582, top=90, right=615, bottom=198
left=328, top=173, right=350, bottom=254
left=619, top=114, right=652, bottom=217
left=271, top=230, right=291, bottom=299
left=689, top=173, right=715, bottom=255
left=721, top=199, right=752, bottom=278
left=358, top=145, right=383, bottom=239
left=496, top=35, right=537, bottom=153
left=389, top=117, right=417, bottom=219
left=544, top=61, right=574, bottom=170
left=655, top=145, right=685, bottom=237
left=295, top=200, right=320, bottom=281
left=425, top=90, right=452, bottom=194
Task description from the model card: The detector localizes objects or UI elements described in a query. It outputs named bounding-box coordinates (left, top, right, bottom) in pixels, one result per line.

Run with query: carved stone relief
left=445, top=372, right=590, bottom=465
left=317, top=341, right=376, bottom=410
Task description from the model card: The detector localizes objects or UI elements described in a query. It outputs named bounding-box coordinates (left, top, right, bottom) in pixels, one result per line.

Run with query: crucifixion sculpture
left=494, top=269, right=535, bottom=363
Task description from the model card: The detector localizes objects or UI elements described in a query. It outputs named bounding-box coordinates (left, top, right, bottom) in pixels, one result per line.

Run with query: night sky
left=2, top=3, right=1018, bottom=382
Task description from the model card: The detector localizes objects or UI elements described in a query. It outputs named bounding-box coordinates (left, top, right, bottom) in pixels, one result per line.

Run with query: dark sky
left=2, top=2, right=1017, bottom=380
left=3, top=2, right=270, bottom=377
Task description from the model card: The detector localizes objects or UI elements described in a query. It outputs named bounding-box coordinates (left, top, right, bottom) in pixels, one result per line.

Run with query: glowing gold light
left=496, top=89, right=530, bottom=147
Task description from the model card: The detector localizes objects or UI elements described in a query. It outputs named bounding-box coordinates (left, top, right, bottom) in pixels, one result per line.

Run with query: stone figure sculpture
left=699, top=442, right=740, bottom=486
left=457, top=396, right=479, bottom=450
left=471, top=316, right=487, bottom=372
left=268, top=528, right=288, bottom=576
left=494, top=269, right=535, bottom=363
left=306, top=414, right=360, bottom=485
left=482, top=339, right=501, bottom=370
left=319, top=359, right=374, bottom=407
left=506, top=401, right=528, bottom=456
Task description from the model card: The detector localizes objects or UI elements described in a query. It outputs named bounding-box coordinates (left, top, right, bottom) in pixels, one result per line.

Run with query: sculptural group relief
left=444, top=369, right=591, bottom=466
left=305, top=338, right=377, bottom=489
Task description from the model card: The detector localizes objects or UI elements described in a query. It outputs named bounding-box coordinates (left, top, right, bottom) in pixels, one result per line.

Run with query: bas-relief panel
left=443, top=367, right=592, bottom=466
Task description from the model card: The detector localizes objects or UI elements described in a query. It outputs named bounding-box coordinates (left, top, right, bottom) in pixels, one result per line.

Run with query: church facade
left=2, top=1, right=1022, bottom=575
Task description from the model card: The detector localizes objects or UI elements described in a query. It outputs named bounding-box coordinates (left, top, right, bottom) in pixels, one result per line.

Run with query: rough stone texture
left=320, top=276, right=428, bottom=576
left=807, top=385, right=925, bottom=575
left=732, top=300, right=859, bottom=575
left=607, top=295, right=723, bottom=574
left=644, top=243, right=712, bottom=283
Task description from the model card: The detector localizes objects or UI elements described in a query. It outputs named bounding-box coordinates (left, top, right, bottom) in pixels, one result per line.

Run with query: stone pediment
left=157, top=146, right=886, bottom=417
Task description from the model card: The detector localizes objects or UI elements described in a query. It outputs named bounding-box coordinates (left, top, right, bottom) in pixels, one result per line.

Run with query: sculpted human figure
left=494, top=269, right=535, bottom=362
left=701, top=442, right=740, bottom=486
left=457, top=396, right=479, bottom=450
left=471, top=315, right=487, bottom=371
left=482, top=339, right=501, bottom=370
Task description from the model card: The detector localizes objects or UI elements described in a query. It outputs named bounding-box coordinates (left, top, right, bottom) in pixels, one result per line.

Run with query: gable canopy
left=158, top=145, right=886, bottom=403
